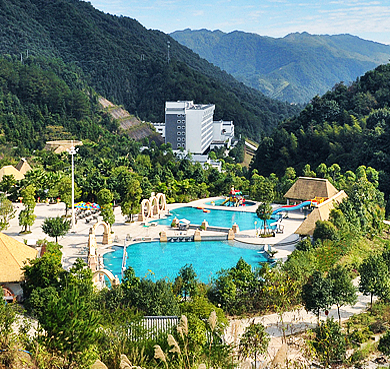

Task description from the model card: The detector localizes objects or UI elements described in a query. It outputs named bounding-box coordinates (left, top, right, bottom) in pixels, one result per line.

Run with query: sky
left=86, top=0, right=390, bottom=45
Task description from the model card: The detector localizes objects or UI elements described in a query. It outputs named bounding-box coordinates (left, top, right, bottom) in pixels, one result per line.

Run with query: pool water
left=104, top=240, right=269, bottom=284
left=155, top=206, right=276, bottom=231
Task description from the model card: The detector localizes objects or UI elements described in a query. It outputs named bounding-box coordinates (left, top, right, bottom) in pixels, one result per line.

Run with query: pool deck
left=4, top=197, right=305, bottom=270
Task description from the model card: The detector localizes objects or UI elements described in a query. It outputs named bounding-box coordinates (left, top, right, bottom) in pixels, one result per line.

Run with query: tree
left=313, top=220, right=338, bottom=241
left=327, top=265, right=357, bottom=324
left=41, top=216, right=70, bottom=242
left=0, top=174, right=17, bottom=196
left=174, top=264, right=198, bottom=300
left=312, top=318, right=346, bottom=366
left=250, top=174, right=275, bottom=203
left=239, top=320, right=270, bottom=365
left=121, top=176, right=142, bottom=222
left=0, top=194, right=15, bottom=231
left=262, top=265, right=302, bottom=340
left=302, top=270, right=333, bottom=323
left=22, top=249, right=63, bottom=300
left=18, top=184, right=36, bottom=233
left=40, top=283, right=100, bottom=368
left=57, top=176, right=81, bottom=216
left=359, top=254, right=390, bottom=309
left=256, top=203, right=273, bottom=234
left=97, top=188, right=115, bottom=227
left=0, top=289, right=16, bottom=359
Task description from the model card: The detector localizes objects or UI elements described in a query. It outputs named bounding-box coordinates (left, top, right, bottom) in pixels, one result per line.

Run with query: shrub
left=313, top=220, right=338, bottom=241
left=369, top=320, right=387, bottom=334
left=349, top=328, right=371, bottom=345
left=295, top=237, right=312, bottom=251
left=312, top=318, right=346, bottom=366
left=378, top=330, right=390, bottom=355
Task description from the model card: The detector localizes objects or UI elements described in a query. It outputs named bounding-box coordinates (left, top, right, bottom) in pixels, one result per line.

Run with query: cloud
left=193, top=10, right=205, bottom=17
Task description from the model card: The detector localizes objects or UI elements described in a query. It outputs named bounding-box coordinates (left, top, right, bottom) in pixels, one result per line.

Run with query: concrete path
left=4, top=199, right=374, bottom=365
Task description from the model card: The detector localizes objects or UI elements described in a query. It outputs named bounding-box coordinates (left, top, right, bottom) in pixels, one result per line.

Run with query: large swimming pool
left=104, top=240, right=269, bottom=284
left=155, top=206, right=276, bottom=231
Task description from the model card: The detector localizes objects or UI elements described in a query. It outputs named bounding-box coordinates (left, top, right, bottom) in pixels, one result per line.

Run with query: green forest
left=251, top=63, right=390, bottom=211
left=0, top=0, right=300, bottom=141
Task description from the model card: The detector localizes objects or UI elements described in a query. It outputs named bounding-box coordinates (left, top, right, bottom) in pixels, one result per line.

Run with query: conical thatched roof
left=284, top=177, right=338, bottom=202
left=295, top=190, right=348, bottom=236
left=0, top=165, right=25, bottom=181
left=0, top=232, right=38, bottom=283
left=15, top=158, right=32, bottom=175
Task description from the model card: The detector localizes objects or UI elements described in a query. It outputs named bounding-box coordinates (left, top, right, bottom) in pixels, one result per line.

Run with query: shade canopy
left=179, top=219, right=190, bottom=225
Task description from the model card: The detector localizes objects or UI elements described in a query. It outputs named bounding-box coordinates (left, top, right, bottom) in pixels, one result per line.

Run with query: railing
left=128, top=316, right=180, bottom=340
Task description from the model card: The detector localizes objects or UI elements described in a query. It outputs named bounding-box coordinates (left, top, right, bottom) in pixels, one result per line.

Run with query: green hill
left=250, top=63, right=390, bottom=207
left=171, top=29, right=390, bottom=104
left=0, top=0, right=301, bottom=140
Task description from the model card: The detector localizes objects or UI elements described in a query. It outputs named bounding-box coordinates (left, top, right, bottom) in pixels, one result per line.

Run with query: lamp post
left=67, top=142, right=78, bottom=233
left=254, top=220, right=257, bottom=236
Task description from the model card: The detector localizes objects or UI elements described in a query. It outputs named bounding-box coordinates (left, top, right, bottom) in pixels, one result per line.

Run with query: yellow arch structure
left=150, top=195, right=159, bottom=216
left=139, top=193, right=167, bottom=222
left=156, top=192, right=167, bottom=212
left=88, top=221, right=112, bottom=266
left=92, top=269, right=120, bottom=288
left=140, top=199, right=152, bottom=221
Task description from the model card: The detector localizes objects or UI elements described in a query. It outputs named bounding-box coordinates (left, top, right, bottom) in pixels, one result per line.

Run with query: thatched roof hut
left=295, top=191, right=348, bottom=236
left=44, top=140, right=83, bottom=154
left=284, top=177, right=338, bottom=203
left=0, top=232, right=38, bottom=283
left=15, top=158, right=32, bottom=176
left=0, top=165, right=25, bottom=181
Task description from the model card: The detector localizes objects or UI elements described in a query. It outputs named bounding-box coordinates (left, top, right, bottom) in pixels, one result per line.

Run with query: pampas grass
left=208, top=311, right=217, bottom=332
left=167, top=334, right=181, bottom=354
left=154, top=345, right=168, bottom=369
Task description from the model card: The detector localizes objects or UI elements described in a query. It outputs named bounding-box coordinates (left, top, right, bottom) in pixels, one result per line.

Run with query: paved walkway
left=4, top=199, right=373, bottom=365
left=5, top=197, right=305, bottom=268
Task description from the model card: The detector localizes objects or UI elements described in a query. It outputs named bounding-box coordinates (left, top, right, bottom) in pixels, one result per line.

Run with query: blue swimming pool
left=104, top=240, right=269, bottom=284
left=155, top=206, right=276, bottom=231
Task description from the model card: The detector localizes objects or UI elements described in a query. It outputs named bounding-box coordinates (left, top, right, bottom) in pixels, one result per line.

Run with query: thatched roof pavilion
left=0, top=232, right=38, bottom=284
left=284, top=177, right=338, bottom=203
left=0, top=165, right=25, bottom=181
left=295, top=191, right=348, bottom=236
left=15, top=158, right=32, bottom=176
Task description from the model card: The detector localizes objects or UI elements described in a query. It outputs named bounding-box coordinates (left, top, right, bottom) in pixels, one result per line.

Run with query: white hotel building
left=164, top=101, right=215, bottom=154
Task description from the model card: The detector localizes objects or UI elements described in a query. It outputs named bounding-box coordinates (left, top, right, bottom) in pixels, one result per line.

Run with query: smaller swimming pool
left=104, top=240, right=270, bottom=284
left=206, top=198, right=257, bottom=207
left=155, top=206, right=277, bottom=231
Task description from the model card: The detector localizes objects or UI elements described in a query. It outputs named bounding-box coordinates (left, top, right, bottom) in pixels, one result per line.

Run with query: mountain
left=170, top=29, right=390, bottom=104
left=0, top=0, right=301, bottom=141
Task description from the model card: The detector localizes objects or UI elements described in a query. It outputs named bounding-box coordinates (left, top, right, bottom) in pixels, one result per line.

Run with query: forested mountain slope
left=171, top=29, right=390, bottom=104
left=0, top=57, right=142, bottom=161
left=0, top=0, right=300, bottom=140
left=251, top=63, right=390, bottom=206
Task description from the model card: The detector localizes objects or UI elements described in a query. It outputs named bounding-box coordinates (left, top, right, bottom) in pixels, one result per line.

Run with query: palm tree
left=256, top=203, right=273, bottom=235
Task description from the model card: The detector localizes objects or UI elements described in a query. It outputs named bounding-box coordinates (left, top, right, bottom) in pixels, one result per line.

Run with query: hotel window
left=177, top=120, right=181, bottom=123
left=182, top=126, right=185, bottom=129
left=177, top=132, right=181, bottom=135
left=177, top=143, right=181, bottom=147
left=177, top=125, right=181, bottom=129
left=177, top=137, right=181, bottom=141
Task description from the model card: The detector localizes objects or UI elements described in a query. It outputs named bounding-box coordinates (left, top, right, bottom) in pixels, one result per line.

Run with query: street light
left=67, top=141, right=78, bottom=233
